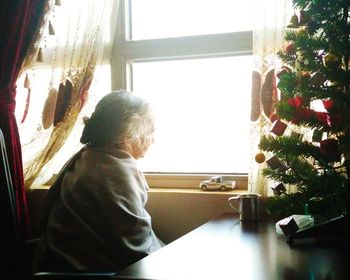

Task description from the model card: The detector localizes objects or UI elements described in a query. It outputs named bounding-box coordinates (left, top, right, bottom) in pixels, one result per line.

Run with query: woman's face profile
left=130, top=120, right=155, bottom=160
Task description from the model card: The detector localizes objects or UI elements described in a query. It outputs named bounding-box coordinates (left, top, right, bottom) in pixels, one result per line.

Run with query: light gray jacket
left=33, top=146, right=162, bottom=272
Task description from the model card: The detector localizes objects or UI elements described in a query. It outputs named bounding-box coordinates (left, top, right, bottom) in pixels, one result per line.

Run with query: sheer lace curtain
left=248, top=0, right=293, bottom=196
left=16, top=0, right=119, bottom=188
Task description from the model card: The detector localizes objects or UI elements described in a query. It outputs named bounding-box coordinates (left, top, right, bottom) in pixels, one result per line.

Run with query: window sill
left=148, top=187, right=248, bottom=195
left=144, top=173, right=248, bottom=190
left=41, top=174, right=248, bottom=191
left=30, top=185, right=248, bottom=195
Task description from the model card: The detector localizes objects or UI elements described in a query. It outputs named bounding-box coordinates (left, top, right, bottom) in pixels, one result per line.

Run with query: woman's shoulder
left=79, top=147, right=139, bottom=181
left=60, top=146, right=148, bottom=209
left=77, top=147, right=147, bottom=198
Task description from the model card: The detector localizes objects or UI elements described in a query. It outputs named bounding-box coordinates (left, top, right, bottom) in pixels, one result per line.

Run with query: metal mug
left=228, top=194, right=261, bottom=222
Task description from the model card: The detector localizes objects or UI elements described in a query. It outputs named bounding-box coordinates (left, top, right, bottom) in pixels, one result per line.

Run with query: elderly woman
left=33, top=91, right=163, bottom=272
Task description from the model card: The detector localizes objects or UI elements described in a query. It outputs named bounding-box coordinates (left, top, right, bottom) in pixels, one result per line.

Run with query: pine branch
left=262, top=168, right=304, bottom=186
left=259, top=135, right=318, bottom=158
left=292, top=0, right=321, bottom=11
left=265, top=193, right=305, bottom=218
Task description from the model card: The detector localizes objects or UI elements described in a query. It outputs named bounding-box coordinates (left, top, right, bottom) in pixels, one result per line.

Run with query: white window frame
left=111, top=0, right=252, bottom=189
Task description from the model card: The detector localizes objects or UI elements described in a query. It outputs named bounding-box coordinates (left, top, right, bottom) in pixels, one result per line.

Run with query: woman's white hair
left=81, top=90, right=154, bottom=157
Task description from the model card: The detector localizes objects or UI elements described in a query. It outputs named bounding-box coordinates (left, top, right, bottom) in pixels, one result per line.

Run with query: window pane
left=133, top=56, right=252, bottom=173
left=130, top=0, right=253, bottom=40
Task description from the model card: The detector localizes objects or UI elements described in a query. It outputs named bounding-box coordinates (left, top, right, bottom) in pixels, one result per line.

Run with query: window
left=129, top=0, right=253, bottom=40
left=133, top=56, right=252, bottom=174
left=112, top=0, right=253, bottom=188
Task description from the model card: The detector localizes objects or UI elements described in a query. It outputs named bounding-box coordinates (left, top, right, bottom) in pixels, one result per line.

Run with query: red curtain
left=0, top=0, right=48, bottom=237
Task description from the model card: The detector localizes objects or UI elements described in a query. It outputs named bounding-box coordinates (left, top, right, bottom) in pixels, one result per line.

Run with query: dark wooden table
left=115, top=213, right=350, bottom=280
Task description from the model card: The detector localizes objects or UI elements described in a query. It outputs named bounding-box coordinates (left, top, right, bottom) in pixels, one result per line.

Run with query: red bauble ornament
left=285, top=43, right=296, bottom=55
left=288, top=96, right=304, bottom=108
left=294, top=96, right=304, bottom=108
left=322, top=99, right=334, bottom=110
left=315, top=112, right=329, bottom=125
left=288, top=98, right=295, bottom=107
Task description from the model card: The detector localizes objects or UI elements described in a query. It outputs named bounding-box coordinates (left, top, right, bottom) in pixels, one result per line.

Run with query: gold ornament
left=255, top=152, right=266, bottom=164
left=287, top=14, right=299, bottom=28
left=323, top=52, right=342, bottom=69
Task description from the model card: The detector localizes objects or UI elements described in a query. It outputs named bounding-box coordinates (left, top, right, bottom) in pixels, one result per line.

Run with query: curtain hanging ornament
left=37, top=48, right=44, bottom=62
left=261, top=69, right=277, bottom=119
left=48, top=20, right=55, bottom=35
left=53, top=78, right=73, bottom=126
left=21, top=73, right=32, bottom=124
left=42, top=88, right=58, bottom=129
left=21, top=90, right=31, bottom=124
left=251, top=71, right=262, bottom=121
left=24, top=72, right=31, bottom=89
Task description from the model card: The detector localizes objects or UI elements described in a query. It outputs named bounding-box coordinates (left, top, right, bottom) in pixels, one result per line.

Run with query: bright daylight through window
left=114, top=0, right=253, bottom=176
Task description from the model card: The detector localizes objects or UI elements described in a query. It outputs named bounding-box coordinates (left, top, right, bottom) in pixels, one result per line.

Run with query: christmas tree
left=258, top=0, right=350, bottom=220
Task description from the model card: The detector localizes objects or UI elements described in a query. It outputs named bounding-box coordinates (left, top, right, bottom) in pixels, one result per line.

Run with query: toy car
left=199, top=176, right=236, bottom=191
